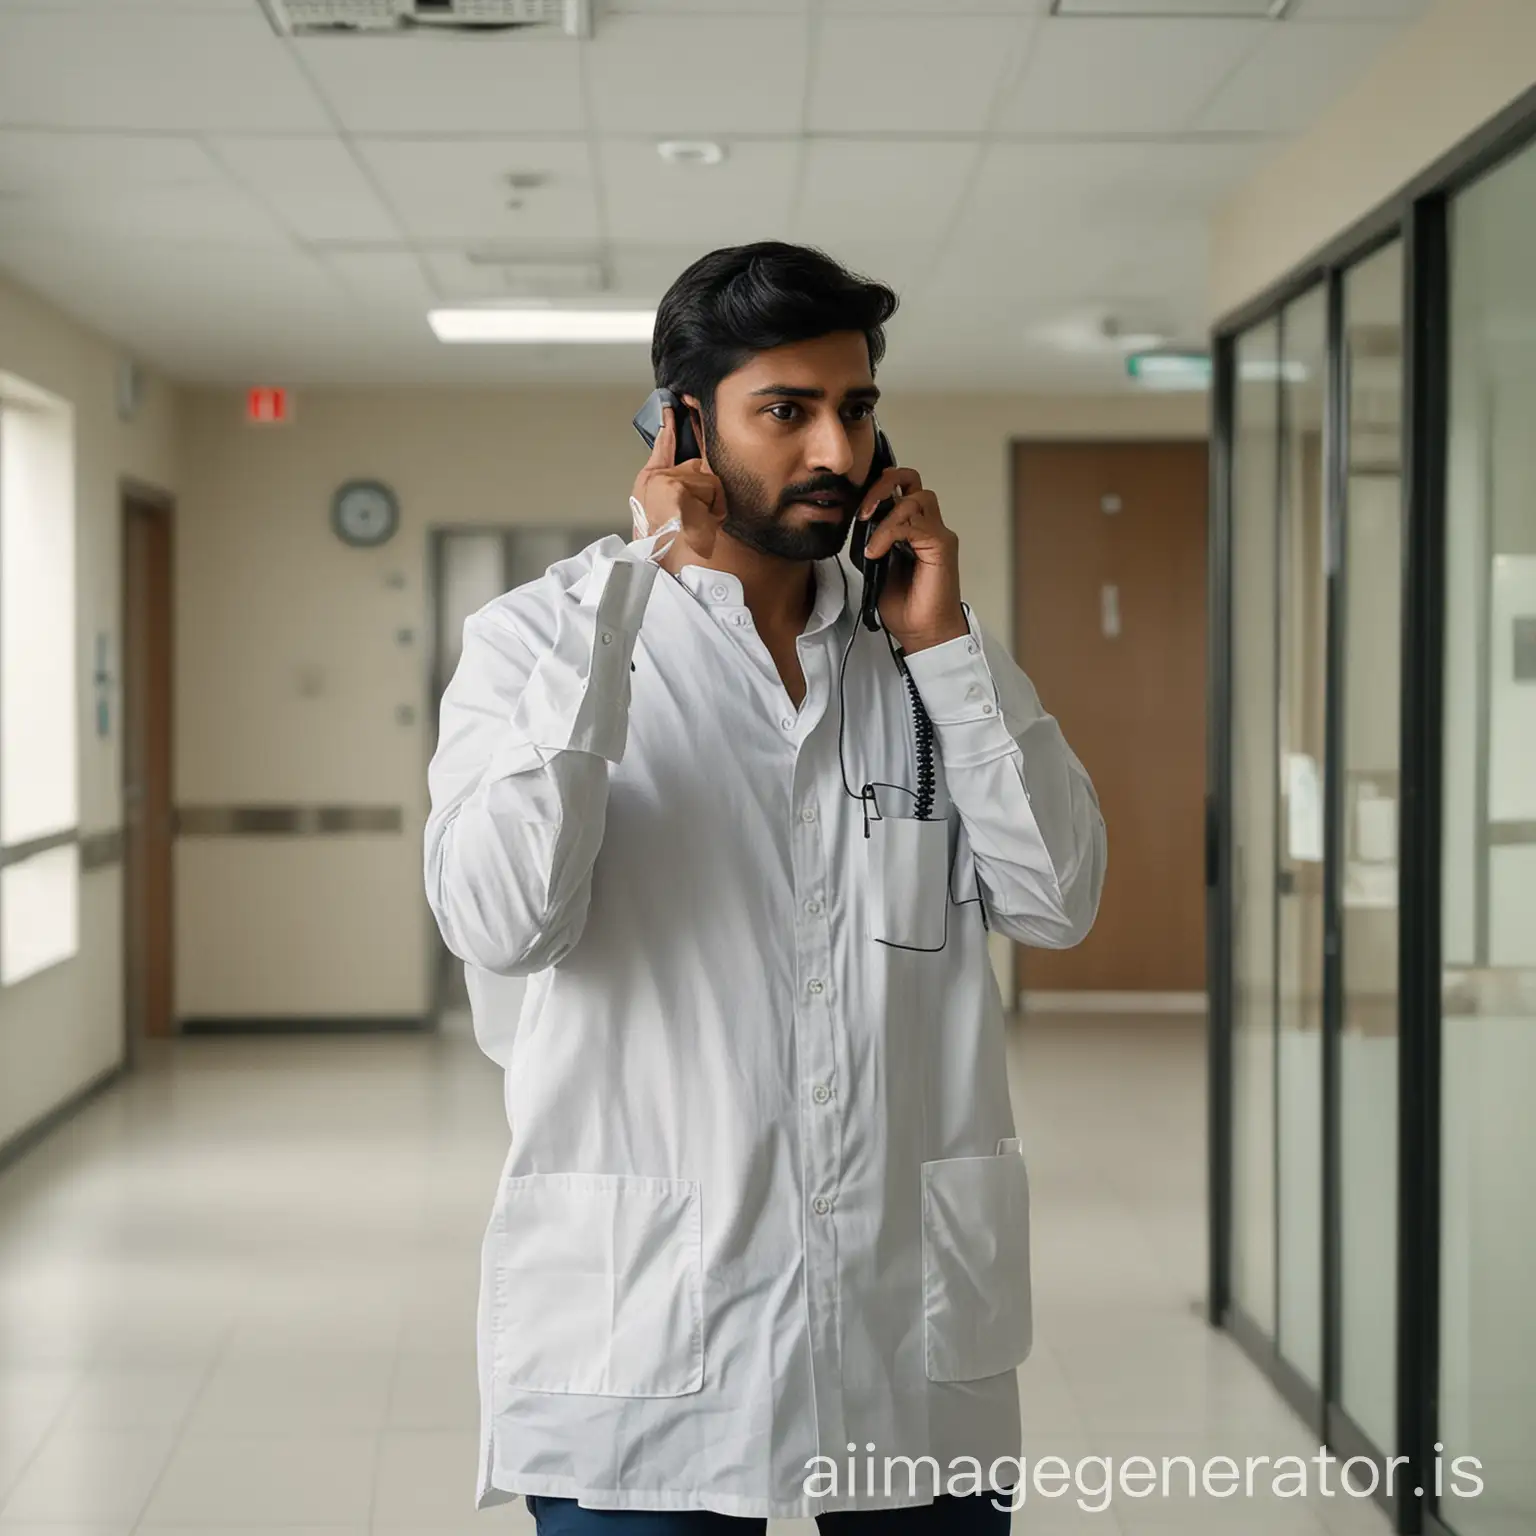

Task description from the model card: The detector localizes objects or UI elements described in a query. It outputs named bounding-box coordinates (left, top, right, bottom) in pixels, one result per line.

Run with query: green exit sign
left=1126, top=352, right=1212, bottom=389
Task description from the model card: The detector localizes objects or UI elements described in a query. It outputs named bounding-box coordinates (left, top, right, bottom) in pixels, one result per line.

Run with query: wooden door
left=1013, top=441, right=1207, bottom=1000
left=122, top=489, right=175, bottom=1043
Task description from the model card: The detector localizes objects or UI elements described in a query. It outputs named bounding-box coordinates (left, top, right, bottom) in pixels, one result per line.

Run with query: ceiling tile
left=956, top=140, right=1149, bottom=229
left=320, top=250, right=437, bottom=309
left=598, top=139, right=799, bottom=245
left=355, top=138, right=599, bottom=242
left=826, top=0, right=1047, bottom=11
left=0, top=233, right=345, bottom=367
left=0, top=1, right=253, bottom=8
left=606, top=241, right=728, bottom=300
left=0, top=10, right=331, bottom=132
left=423, top=248, right=609, bottom=302
left=296, top=33, right=586, bottom=134
left=1113, top=136, right=1281, bottom=218
left=604, top=0, right=811, bottom=10
left=921, top=221, right=1121, bottom=303
left=806, top=15, right=1035, bottom=134
left=792, top=141, right=979, bottom=247
left=210, top=137, right=401, bottom=244
left=1198, top=19, right=1401, bottom=131
left=1291, top=0, right=1429, bottom=16
left=0, top=131, right=216, bottom=193
left=0, top=134, right=284, bottom=244
left=994, top=17, right=1265, bottom=135
left=584, top=14, right=810, bottom=134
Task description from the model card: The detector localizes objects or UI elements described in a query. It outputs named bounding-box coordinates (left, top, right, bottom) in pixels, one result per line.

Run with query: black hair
left=651, top=242, right=899, bottom=410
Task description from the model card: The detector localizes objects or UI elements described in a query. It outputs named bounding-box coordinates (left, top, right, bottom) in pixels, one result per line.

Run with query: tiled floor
left=0, top=1012, right=1392, bottom=1535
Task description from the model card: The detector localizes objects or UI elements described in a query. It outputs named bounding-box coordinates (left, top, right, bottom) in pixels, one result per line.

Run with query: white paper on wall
left=1489, top=555, right=1536, bottom=821
left=1285, top=751, right=1324, bottom=864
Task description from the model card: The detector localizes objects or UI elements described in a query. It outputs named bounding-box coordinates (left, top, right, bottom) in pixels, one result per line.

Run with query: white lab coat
left=424, top=529, right=1105, bottom=1518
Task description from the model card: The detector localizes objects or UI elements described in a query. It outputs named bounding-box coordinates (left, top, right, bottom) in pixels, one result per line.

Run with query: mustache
left=778, top=474, right=860, bottom=509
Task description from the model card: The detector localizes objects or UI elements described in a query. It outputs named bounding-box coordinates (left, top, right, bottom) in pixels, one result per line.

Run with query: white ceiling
left=0, top=0, right=1430, bottom=392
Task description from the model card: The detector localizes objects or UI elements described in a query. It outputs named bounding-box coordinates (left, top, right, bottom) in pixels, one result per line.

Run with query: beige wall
left=1211, top=0, right=1536, bottom=320
left=177, top=385, right=1206, bottom=1018
left=0, top=272, right=180, bottom=1149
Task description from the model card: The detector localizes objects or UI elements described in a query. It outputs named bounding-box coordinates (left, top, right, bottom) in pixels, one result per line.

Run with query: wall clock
left=331, top=479, right=399, bottom=548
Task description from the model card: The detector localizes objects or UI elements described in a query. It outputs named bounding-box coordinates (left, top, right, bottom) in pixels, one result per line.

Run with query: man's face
left=694, top=331, right=881, bottom=563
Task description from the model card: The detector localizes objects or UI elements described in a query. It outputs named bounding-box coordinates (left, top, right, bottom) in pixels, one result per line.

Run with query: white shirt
left=424, top=526, right=1106, bottom=1519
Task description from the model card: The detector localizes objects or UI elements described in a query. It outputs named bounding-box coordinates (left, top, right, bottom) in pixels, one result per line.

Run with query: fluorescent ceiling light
left=429, top=307, right=655, bottom=343
left=1052, top=0, right=1290, bottom=17
left=658, top=140, right=726, bottom=167
left=1126, top=351, right=1211, bottom=390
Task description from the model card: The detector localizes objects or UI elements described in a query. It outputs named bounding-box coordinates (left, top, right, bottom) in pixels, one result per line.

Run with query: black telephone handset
left=633, top=386, right=702, bottom=464
left=848, top=426, right=908, bottom=632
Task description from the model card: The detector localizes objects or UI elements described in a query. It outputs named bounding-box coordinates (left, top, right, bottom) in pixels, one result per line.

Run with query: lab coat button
left=801, top=807, right=817, bottom=823
left=812, top=1083, right=832, bottom=1104
left=812, top=1195, right=832, bottom=1215
left=966, top=639, right=978, bottom=654
left=807, top=978, right=825, bottom=995
left=711, top=583, right=728, bottom=600
left=805, top=898, right=822, bottom=915
left=600, top=631, right=614, bottom=645
left=981, top=703, right=995, bottom=715
left=781, top=717, right=794, bottom=731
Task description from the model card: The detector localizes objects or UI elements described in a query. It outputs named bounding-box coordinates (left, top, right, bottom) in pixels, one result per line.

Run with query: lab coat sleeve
left=424, top=538, right=663, bottom=979
left=902, top=605, right=1106, bottom=949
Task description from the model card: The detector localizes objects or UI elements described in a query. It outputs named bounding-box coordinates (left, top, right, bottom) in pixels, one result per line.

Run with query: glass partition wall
left=1209, top=88, right=1536, bottom=1536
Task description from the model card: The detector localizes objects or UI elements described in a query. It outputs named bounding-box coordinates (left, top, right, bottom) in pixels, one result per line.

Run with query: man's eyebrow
left=747, top=384, right=882, bottom=402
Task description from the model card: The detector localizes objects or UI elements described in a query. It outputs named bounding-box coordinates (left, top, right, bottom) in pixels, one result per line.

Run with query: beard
left=703, top=413, right=860, bottom=562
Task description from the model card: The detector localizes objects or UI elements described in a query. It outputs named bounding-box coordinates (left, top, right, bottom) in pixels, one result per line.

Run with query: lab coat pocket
left=919, top=1145, right=1033, bottom=1382
left=865, top=814, right=949, bottom=950
left=489, top=1171, right=703, bottom=1399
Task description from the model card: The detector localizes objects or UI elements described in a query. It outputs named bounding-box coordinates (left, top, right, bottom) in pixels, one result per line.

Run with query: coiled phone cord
left=890, top=635, right=937, bottom=822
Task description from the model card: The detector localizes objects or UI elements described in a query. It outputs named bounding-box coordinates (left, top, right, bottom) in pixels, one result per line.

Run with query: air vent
left=1051, top=0, right=1290, bottom=16
left=462, top=252, right=609, bottom=296
left=261, top=0, right=591, bottom=38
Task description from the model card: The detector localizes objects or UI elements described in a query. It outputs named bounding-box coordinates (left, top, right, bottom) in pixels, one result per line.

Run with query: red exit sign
left=246, top=387, right=291, bottom=425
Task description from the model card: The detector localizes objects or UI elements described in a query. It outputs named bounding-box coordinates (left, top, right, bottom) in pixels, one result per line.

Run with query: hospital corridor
left=1, top=2, right=1534, bottom=1533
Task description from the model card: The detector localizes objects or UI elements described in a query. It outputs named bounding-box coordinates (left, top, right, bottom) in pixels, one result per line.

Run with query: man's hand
left=854, top=467, right=968, bottom=653
left=629, top=402, right=725, bottom=563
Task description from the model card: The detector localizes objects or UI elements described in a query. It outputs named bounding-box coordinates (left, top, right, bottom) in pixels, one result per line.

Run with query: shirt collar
left=674, top=558, right=849, bottom=637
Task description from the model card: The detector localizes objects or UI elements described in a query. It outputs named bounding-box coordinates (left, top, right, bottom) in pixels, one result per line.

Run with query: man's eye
left=844, top=403, right=874, bottom=422
left=767, top=402, right=799, bottom=422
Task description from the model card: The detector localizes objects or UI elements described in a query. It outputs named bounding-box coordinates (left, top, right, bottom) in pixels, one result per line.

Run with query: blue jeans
left=525, top=1491, right=1015, bottom=1534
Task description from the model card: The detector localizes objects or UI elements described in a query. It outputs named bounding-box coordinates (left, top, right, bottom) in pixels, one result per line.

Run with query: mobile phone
left=633, top=387, right=702, bottom=464
left=848, top=426, right=910, bottom=632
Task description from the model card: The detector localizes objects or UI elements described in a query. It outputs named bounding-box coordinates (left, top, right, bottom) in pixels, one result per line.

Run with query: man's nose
left=806, top=417, right=856, bottom=477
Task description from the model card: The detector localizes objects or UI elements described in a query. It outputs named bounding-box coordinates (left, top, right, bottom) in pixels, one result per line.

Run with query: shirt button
left=812, top=1195, right=832, bottom=1215
left=812, top=1083, right=832, bottom=1104
left=807, top=978, right=825, bottom=995
left=981, top=703, right=995, bottom=715
left=801, top=807, right=817, bottom=823
left=966, top=639, right=978, bottom=654
left=781, top=716, right=794, bottom=731
left=600, top=631, right=613, bottom=645
left=805, top=898, right=822, bottom=915
left=732, top=613, right=748, bottom=626
left=711, top=583, right=728, bottom=600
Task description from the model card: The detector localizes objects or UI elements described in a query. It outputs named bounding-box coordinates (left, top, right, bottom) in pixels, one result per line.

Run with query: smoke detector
left=261, top=0, right=592, bottom=38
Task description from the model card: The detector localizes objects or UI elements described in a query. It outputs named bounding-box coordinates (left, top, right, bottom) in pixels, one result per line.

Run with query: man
left=425, top=242, right=1106, bottom=1534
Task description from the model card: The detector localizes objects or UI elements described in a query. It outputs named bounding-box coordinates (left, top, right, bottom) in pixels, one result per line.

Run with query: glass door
left=1275, top=286, right=1329, bottom=1394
